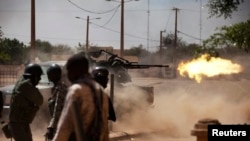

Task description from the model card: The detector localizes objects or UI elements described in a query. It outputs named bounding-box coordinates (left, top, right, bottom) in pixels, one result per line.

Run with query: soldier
left=8, top=63, right=44, bottom=141
left=45, top=64, right=68, bottom=140
left=91, top=67, right=116, bottom=122
left=53, top=53, right=110, bottom=141
left=92, top=67, right=109, bottom=89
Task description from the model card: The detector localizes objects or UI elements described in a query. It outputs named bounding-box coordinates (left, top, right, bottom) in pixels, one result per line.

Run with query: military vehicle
left=85, top=50, right=169, bottom=118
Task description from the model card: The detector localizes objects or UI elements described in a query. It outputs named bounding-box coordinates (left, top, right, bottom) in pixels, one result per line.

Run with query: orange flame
left=177, top=54, right=243, bottom=83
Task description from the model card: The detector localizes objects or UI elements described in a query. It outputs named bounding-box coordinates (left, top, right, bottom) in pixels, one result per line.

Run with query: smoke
left=2, top=80, right=250, bottom=141
left=108, top=78, right=250, bottom=141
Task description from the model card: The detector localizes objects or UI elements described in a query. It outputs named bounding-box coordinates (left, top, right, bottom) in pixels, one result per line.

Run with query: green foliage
left=206, top=0, right=244, bottom=19
left=0, top=51, right=10, bottom=64
left=0, top=38, right=28, bottom=64
left=162, top=32, right=186, bottom=48
left=0, top=26, right=3, bottom=41
left=35, top=39, right=52, bottom=53
left=0, top=37, right=75, bottom=64
left=203, top=19, right=250, bottom=52
left=223, top=20, right=250, bottom=51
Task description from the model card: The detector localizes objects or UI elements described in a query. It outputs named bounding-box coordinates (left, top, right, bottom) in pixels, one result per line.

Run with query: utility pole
left=160, top=30, right=165, bottom=63
left=147, top=0, right=150, bottom=52
left=199, top=0, right=202, bottom=46
left=120, top=0, right=124, bottom=57
left=106, top=0, right=139, bottom=57
left=76, top=16, right=101, bottom=53
left=172, top=7, right=179, bottom=78
left=30, top=0, right=35, bottom=62
left=86, top=16, right=89, bottom=52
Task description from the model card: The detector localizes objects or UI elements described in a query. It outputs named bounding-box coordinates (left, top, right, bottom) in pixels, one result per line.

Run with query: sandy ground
left=1, top=77, right=250, bottom=141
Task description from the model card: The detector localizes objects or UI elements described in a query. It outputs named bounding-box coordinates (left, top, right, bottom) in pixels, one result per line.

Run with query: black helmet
left=46, top=64, right=62, bottom=75
left=92, top=67, right=109, bottom=88
left=24, top=63, right=43, bottom=76
left=92, top=67, right=109, bottom=78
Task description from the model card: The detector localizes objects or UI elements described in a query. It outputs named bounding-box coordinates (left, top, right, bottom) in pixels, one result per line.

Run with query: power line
left=99, top=5, right=120, bottom=27
left=4, top=21, right=160, bottom=45
left=177, top=30, right=202, bottom=41
left=91, top=22, right=159, bottom=42
left=67, top=0, right=119, bottom=14
left=147, top=0, right=150, bottom=51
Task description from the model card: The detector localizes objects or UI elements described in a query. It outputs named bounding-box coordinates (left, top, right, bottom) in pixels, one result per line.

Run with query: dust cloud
left=109, top=77, right=250, bottom=141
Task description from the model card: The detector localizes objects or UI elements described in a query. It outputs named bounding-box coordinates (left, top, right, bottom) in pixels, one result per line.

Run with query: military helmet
left=24, top=63, right=43, bottom=76
left=92, top=67, right=109, bottom=78
left=46, top=64, right=62, bottom=75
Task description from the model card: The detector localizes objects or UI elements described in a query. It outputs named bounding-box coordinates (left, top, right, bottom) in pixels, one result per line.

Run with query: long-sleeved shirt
left=9, top=76, right=43, bottom=123
left=48, top=81, right=68, bottom=129
left=52, top=78, right=109, bottom=141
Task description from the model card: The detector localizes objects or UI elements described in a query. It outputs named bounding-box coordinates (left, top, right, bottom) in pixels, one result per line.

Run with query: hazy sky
left=0, top=0, right=249, bottom=51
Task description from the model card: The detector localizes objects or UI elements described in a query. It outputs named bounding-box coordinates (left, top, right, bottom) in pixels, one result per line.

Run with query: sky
left=0, top=0, right=250, bottom=52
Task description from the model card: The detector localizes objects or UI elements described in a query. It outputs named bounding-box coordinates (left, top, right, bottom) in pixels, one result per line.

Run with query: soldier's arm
left=19, top=81, right=43, bottom=106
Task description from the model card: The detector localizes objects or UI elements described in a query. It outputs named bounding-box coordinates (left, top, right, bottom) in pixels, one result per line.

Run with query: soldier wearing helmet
left=92, top=67, right=109, bottom=89
left=91, top=67, right=116, bottom=122
left=45, top=64, right=68, bottom=140
left=23, top=63, right=43, bottom=86
left=8, top=63, right=44, bottom=141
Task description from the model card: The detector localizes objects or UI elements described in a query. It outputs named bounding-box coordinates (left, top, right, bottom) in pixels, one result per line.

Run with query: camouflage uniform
left=9, top=76, right=43, bottom=141
left=52, top=78, right=109, bottom=141
left=47, top=80, right=67, bottom=136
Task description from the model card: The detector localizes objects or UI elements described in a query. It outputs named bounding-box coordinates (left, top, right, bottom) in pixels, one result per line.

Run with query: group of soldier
left=4, top=52, right=116, bottom=141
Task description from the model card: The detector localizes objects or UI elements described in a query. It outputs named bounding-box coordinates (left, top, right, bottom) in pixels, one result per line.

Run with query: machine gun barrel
left=124, top=64, right=169, bottom=69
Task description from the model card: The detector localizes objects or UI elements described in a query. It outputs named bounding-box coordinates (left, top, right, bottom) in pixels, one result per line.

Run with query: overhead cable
left=177, top=30, right=202, bottom=41
left=67, top=0, right=119, bottom=14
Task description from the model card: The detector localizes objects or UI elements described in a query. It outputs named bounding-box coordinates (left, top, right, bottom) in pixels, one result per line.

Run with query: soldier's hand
left=45, top=127, right=55, bottom=140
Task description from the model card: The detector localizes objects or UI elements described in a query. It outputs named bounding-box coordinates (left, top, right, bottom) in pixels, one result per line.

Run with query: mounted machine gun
left=86, top=49, right=169, bottom=117
left=87, top=49, right=169, bottom=83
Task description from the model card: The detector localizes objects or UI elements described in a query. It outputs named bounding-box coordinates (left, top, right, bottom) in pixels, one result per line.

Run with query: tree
left=0, top=26, right=3, bottom=41
left=0, top=38, right=28, bottom=64
left=162, top=32, right=186, bottom=48
left=206, top=0, right=244, bottom=19
left=203, top=19, right=250, bottom=52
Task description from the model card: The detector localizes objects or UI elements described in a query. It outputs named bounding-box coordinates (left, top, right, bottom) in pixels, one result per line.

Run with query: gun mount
left=87, top=49, right=169, bottom=118
left=87, top=49, right=169, bottom=83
